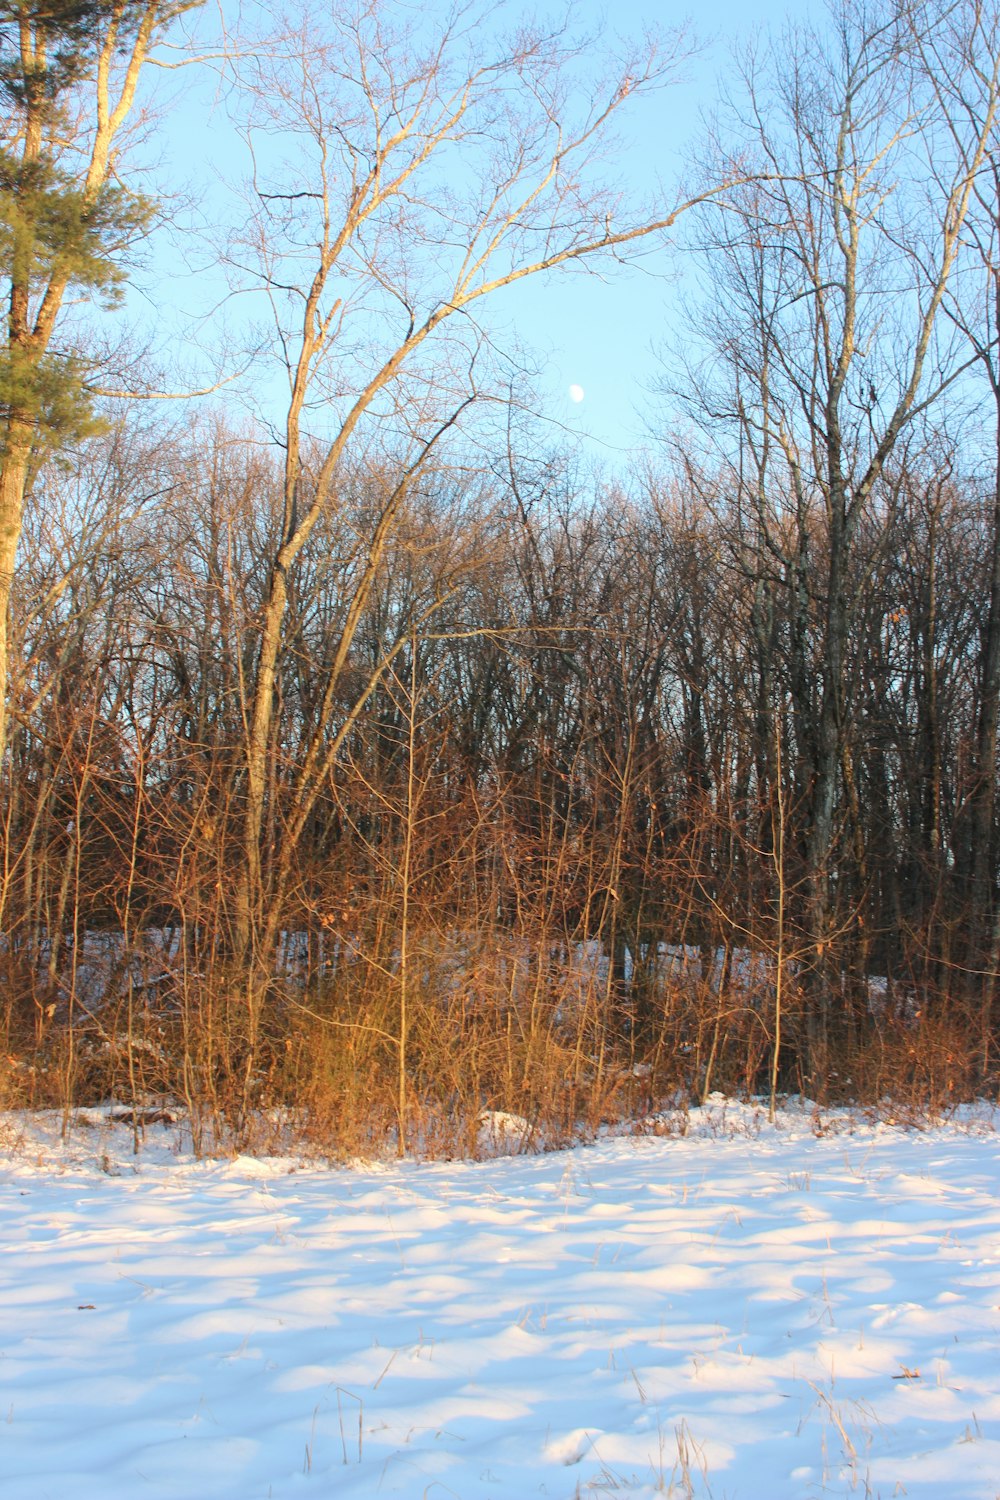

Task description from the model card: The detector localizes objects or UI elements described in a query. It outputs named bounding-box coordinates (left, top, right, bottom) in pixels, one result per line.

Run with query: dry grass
left=1, top=924, right=993, bottom=1157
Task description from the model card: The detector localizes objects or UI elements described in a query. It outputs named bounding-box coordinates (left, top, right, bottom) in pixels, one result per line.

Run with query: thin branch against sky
left=116, top=0, right=822, bottom=464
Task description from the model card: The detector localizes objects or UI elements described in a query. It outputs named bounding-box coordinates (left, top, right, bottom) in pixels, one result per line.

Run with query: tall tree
left=671, top=0, right=999, bottom=1071
left=0, top=0, right=199, bottom=758
left=927, top=3, right=1000, bottom=1014
left=226, top=1, right=714, bottom=1012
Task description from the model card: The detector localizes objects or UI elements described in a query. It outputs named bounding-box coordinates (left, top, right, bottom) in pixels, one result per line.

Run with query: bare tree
left=926, top=2, right=1000, bottom=1026
left=224, top=0, right=710, bottom=1027
left=670, top=0, right=999, bottom=1071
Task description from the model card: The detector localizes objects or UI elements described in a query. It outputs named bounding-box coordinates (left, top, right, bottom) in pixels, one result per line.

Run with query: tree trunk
left=0, top=423, right=33, bottom=759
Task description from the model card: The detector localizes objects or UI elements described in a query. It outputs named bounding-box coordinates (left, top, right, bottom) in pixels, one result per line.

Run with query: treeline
left=3, top=0, right=1000, bottom=1148
left=0, top=419, right=996, bottom=1143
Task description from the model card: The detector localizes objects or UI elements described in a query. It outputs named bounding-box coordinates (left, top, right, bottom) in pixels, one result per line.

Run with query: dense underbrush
left=1, top=933, right=993, bottom=1158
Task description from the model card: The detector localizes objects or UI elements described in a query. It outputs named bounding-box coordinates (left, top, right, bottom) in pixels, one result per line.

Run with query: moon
left=568, top=383, right=585, bottom=403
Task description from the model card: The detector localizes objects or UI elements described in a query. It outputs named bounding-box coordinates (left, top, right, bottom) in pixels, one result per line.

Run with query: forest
left=3, top=0, right=1000, bottom=1152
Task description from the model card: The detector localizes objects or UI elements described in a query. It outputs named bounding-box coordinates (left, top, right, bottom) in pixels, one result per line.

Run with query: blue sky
left=505, top=0, right=819, bottom=463
left=137, top=0, right=817, bottom=468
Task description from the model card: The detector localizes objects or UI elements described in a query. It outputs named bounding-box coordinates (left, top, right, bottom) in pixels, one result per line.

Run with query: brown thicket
left=3, top=0, right=1000, bottom=1150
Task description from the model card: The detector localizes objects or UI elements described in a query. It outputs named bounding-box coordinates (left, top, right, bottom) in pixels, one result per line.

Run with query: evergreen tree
left=0, top=0, right=198, bottom=757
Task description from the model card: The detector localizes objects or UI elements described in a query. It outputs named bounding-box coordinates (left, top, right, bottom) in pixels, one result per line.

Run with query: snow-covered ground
left=2, top=1100, right=998, bottom=1499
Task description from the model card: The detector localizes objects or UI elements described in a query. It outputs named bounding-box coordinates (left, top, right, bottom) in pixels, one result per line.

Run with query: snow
left=2, top=1100, right=999, bottom=1499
